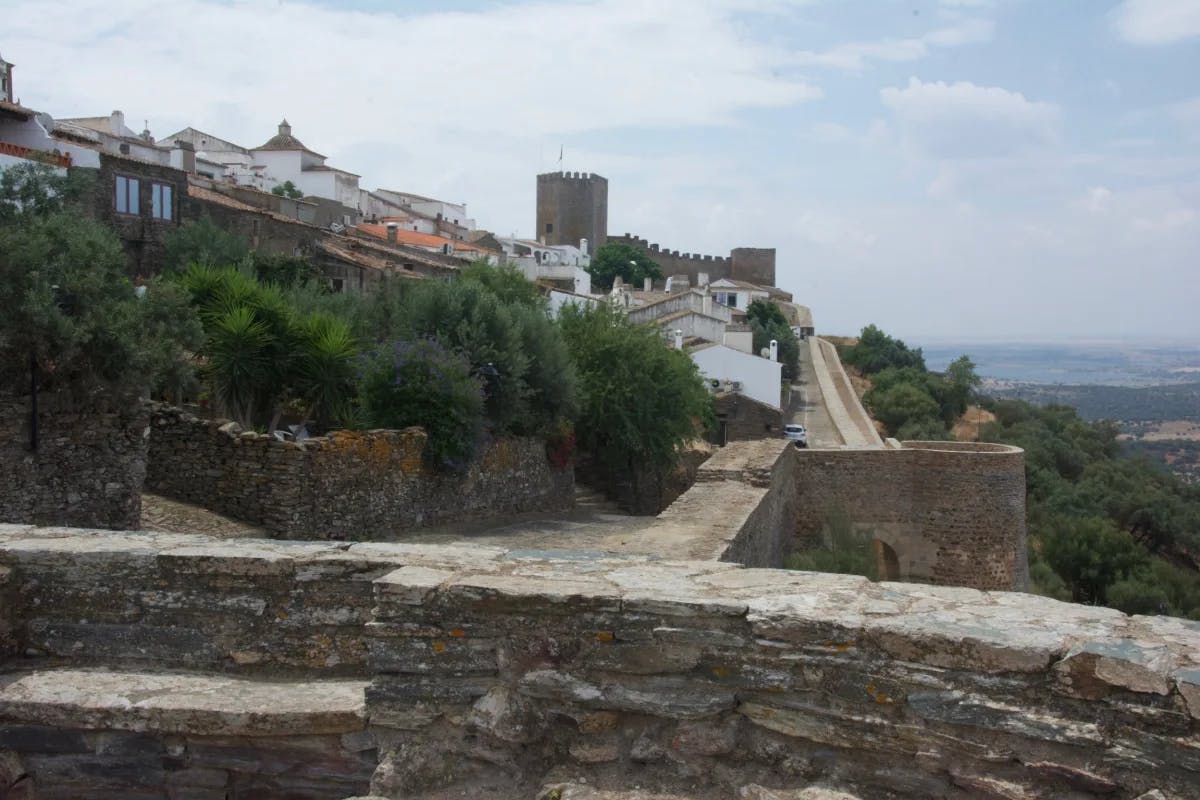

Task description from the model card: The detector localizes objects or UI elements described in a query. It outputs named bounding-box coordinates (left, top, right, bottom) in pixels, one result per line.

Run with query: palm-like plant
left=206, top=304, right=275, bottom=427
left=293, top=313, right=358, bottom=430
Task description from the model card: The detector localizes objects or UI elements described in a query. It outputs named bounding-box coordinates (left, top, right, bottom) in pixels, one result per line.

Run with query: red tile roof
left=355, top=223, right=495, bottom=255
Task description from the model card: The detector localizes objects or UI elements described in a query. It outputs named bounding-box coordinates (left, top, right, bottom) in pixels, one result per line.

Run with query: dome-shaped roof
left=254, top=119, right=316, bottom=153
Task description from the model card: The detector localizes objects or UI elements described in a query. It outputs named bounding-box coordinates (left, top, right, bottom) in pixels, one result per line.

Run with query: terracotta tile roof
left=355, top=223, right=494, bottom=255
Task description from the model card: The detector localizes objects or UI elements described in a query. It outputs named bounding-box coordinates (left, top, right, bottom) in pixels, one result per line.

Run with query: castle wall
left=792, top=441, right=1027, bottom=590
left=536, top=171, right=607, bottom=251
left=0, top=391, right=148, bottom=531
left=608, top=232, right=733, bottom=287
left=145, top=404, right=574, bottom=539
left=730, top=246, right=777, bottom=287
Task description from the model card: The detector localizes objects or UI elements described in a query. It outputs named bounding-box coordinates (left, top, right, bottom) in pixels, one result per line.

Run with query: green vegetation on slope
left=837, top=324, right=979, bottom=440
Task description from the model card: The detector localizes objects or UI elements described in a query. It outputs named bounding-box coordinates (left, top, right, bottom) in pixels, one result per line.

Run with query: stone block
left=1054, top=639, right=1175, bottom=698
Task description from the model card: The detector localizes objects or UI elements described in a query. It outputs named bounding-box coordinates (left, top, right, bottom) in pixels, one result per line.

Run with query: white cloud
left=791, top=20, right=993, bottom=71
left=880, top=78, right=1061, bottom=159
left=1084, top=186, right=1113, bottom=212
left=1112, top=0, right=1200, bottom=45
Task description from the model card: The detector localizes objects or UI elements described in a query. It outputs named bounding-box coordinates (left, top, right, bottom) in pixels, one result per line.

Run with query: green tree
left=461, top=260, right=548, bottom=311
left=271, top=180, right=304, bottom=200
left=943, top=355, right=981, bottom=421
left=841, top=324, right=926, bottom=374
left=586, top=242, right=663, bottom=292
left=560, top=303, right=712, bottom=498
left=356, top=338, right=484, bottom=470
left=0, top=160, right=92, bottom=223
left=355, top=276, right=575, bottom=437
left=0, top=194, right=201, bottom=402
left=746, top=299, right=800, bottom=382
left=162, top=216, right=251, bottom=273
left=865, top=381, right=942, bottom=437
left=1040, top=515, right=1149, bottom=605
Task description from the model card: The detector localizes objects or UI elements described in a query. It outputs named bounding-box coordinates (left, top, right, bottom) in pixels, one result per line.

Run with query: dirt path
left=140, top=493, right=265, bottom=538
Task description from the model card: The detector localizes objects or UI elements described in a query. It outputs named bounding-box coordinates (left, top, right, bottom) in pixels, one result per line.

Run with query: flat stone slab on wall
left=146, top=405, right=574, bottom=539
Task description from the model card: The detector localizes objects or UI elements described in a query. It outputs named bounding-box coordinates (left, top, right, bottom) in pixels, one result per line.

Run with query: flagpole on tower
left=558, top=145, right=564, bottom=172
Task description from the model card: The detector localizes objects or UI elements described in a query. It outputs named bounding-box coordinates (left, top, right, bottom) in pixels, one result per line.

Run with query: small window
left=331, top=278, right=344, bottom=293
left=150, top=183, right=173, bottom=220
left=545, top=222, right=553, bottom=234
left=115, top=175, right=139, bottom=215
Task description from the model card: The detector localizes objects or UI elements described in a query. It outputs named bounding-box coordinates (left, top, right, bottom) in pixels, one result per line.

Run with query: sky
left=4, top=0, right=1200, bottom=342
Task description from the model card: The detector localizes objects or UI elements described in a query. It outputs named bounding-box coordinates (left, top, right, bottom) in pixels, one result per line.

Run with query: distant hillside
left=986, top=381, right=1200, bottom=423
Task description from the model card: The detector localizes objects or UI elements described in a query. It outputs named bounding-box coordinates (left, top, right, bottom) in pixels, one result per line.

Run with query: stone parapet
left=363, top=550, right=1200, bottom=799
left=0, top=528, right=1195, bottom=798
left=145, top=404, right=573, bottom=539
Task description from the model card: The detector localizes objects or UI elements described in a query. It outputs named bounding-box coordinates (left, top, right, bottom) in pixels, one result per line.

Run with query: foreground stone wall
left=793, top=441, right=1028, bottom=591
left=0, top=392, right=148, bottom=531
left=367, top=547, right=1200, bottom=799
left=146, top=405, right=573, bottom=538
left=0, top=526, right=1196, bottom=799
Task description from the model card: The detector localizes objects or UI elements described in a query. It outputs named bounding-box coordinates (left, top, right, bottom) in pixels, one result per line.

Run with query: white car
left=783, top=423, right=807, bottom=448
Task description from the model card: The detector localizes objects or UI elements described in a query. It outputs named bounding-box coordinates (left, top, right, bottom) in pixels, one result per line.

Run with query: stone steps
left=0, top=667, right=373, bottom=799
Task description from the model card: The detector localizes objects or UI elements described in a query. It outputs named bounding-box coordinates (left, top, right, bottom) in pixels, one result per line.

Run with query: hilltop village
left=1, top=48, right=1198, bottom=800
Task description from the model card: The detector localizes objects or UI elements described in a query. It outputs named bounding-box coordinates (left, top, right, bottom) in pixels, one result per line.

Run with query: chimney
left=698, top=271, right=709, bottom=287
left=770, top=340, right=779, bottom=362
left=675, top=330, right=683, bottom=350
left=643, top=277, right=652, bottom=292
left=703, top=293, right=712, bottom=315
left=110, top=110, right=125, bottom=135
left=579, top=238, right=589, bottom=257
left=278, top=118, right=292, bottom=138
left=386, top=221, right=398, bottom=244
left=174, top=139, right=196, bottom=174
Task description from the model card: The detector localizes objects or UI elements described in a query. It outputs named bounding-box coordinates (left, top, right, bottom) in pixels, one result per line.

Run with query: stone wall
left=649, top=440, right=797, bottom=567
left=0, top=392, right=148, bottom=531
left=713, top=391, right=785, bottom=443
left=365, top=546, right=1200, bottom=799
left=145, top=405, right=573, bottom=539
left=0, top=526, right=1195, bottom=799
left=793, top=441, right=1028, bottom=590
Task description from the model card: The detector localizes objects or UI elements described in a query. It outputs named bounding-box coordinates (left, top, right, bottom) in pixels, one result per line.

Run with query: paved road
left=789, top=337, right=842, bottom=449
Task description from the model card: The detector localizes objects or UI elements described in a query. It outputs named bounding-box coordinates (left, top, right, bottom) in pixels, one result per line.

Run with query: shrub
left=355, top=338, right=485, bottom=471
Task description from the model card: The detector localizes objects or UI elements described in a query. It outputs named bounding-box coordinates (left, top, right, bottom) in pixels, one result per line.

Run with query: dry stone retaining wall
left=145, top=404, right=574, bottom=538
left=0, top=392, right=148, bottom=531
left=792, top=441, right=1027, bottom=590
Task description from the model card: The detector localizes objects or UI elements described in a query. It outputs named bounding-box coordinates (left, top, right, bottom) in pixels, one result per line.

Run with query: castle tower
left=536, top=171, right=608, bottom=250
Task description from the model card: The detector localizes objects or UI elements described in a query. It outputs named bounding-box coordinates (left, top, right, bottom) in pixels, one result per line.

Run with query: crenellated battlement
left=537, top=170, right=608, bottom=184
left=616, top=232, right=733, bottom=266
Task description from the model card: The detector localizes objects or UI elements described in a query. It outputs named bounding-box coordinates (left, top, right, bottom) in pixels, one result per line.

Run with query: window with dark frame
left=114, top=175, right=139, bottom=215
left=150, top=182, right=173, bottom=220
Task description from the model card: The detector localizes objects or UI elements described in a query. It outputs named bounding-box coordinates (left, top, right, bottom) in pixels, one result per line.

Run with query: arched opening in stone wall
left=872, top=539, right=901, bottom=581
